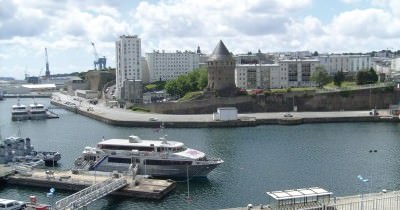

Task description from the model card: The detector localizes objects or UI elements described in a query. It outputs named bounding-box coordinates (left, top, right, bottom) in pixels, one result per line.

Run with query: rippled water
left=1, top=98, right=400, bottom=209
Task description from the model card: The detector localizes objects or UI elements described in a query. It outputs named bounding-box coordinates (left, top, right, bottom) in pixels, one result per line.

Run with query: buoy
left=30, top=195, right=37, bottom=204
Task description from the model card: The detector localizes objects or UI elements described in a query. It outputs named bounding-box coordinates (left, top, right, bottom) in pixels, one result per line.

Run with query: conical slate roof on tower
left=209, top=40, right=232, bottom=61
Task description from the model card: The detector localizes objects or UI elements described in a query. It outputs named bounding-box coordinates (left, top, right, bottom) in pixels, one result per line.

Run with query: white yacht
left=74, top=130, right=223, bottom=178
left=11, top=100, right=29, bottom=121
left=28, top=102, right=47, bottom=120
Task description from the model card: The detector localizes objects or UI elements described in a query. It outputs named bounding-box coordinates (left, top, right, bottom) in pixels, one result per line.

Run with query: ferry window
left=0, top=204, right=5, bottom=208
left=146, top=159, right=191, bottom=165
left=108, top=157, right=132, bottom=164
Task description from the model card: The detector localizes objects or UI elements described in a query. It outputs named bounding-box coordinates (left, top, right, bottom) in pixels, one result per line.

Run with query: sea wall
left=144, top=87, right=400, bottom=114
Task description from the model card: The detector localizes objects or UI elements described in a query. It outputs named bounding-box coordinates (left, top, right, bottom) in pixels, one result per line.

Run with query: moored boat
left=0, top=136, right=61, bottom=167
left=11, top=100, right=29, bottom=121
left=74, top=126, right=223, bottom=179
left=28, top=102, right=47, bottom=120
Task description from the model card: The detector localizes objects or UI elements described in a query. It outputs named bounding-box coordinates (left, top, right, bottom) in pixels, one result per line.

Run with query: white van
left=0, top=199, right=26, bottom=210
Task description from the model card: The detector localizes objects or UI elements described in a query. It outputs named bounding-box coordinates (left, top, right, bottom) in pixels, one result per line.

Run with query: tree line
left=311, top=66, right=379, bottom=87
left=164, top=68, right=208, bottom=97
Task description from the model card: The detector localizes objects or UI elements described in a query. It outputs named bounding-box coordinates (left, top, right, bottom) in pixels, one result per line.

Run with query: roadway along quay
left=4, top=167, right=176, bottom=200
left=51, top=92, right=400, bottom=128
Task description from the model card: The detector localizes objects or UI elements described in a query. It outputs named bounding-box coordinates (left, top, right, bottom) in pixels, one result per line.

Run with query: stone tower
left=207, top=40, right=236, bottom=96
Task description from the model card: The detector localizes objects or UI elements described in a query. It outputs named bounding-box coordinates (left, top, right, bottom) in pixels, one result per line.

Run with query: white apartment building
left=279, top=59, right=320, bottom=88
left=115, top=35, right=141, bottom=99
left=318, top=54, right=372, bottom=75
left=145, top=50, right=200, bottom=83
left=235, top=64, right=280, bottom=89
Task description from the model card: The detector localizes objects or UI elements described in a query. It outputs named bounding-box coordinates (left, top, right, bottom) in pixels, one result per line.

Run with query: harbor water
left=1, top=98, right=400, bottom=209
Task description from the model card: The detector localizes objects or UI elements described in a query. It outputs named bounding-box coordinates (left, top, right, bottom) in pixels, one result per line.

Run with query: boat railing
left=89, top=155, right=108, bottom=170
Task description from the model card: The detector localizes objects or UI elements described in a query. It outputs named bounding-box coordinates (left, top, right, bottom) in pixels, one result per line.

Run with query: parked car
left=0, top=199, right=26, bottom=210
left=283, top=113, right=293, bottom=117
left=369, top=109, right=379, bottom=116
left=148, top=117, right=158, bottom=121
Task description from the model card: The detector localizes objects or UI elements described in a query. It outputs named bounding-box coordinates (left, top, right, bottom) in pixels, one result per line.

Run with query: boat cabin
left=97, top=136, right=186, bottom=153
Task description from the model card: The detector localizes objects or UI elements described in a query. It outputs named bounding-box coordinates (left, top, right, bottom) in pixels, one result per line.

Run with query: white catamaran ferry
left=11, top=100, right=29, bottom=121
left=74, top=129, right=223, bottom=178
left=28, top=102, right=47, bottom=120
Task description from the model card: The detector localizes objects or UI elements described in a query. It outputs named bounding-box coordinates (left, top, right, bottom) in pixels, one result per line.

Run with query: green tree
left=369, top=67, right=378, bottom=83
left=311, top=66, right=330, bottom=88
left=333, top=71, right=345, bottom=87
left=356, top=68, right=378, bottom=85
left=165, top=68, right=208, bottom=97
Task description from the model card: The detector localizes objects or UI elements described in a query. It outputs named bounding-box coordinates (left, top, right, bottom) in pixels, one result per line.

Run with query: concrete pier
left=50, top=92, right=400, bottom=128
left=4, top=168, right=176, bottom=200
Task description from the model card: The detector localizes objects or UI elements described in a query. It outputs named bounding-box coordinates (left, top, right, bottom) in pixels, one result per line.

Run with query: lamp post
left=357, top=175, right=369, bottom=210
left=369, top=149, right=378, bottom=193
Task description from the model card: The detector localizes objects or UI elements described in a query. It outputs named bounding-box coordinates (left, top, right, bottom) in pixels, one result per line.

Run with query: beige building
left=279, top=59, right=320, bottom=87
left=235, top=64, right=280, bottom=89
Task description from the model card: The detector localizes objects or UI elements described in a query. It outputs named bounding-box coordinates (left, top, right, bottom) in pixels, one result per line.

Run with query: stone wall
left=143, top=87, right=400, bottom=114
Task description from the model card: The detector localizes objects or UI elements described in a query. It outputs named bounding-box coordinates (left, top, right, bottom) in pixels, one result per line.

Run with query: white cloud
left=340, top=0, right=362, bottom=4
left=1, top=0, right=400, bottom=79
left=330, top=9, right=400, bottom=39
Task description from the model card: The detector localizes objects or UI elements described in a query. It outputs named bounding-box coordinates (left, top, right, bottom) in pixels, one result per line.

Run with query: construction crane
left=45, top=48, right=50, bottom=78
left=91, top=42, right=107, bottom=70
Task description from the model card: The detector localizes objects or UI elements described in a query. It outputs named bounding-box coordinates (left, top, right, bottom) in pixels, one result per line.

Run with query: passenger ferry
left=28, top=102, right=47, bottom=120
left=74, top=128, right=223, bottom=178
left=11, top=100, right=29, bottom=121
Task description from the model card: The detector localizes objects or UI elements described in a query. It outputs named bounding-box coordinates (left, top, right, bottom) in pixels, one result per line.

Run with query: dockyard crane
left=45, top=48, right=50, bottom=78
left=91, top=42, right=107, bottom=70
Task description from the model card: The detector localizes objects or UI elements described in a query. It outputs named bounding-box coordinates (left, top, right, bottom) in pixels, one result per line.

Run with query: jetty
left=3, top=167, right=175, bottom=200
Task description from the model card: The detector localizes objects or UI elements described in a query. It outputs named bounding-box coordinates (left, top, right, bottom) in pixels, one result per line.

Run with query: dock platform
left=5, top=169, right=176, bottom=200
left=0, top=165, right=15, bottom=180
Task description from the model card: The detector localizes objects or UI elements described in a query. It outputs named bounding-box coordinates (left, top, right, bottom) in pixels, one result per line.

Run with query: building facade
left=115, top=35, right=141, bottom=99
left=318, top=54, right=372, bottom=75
left=145, top=50, right=200, bottom=83
left=279, top=59, right=320, bottom=87
left=121, top=79, right=143, bottom=104
left=235, top=64, right=280, bottom=89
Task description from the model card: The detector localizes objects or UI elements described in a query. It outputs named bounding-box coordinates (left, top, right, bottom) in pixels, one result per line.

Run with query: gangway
left=54, top=176, right=128, bottom=210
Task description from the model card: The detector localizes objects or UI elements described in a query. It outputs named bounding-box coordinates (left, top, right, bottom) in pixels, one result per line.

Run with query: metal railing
left=272, top=192, right=400, bottom=210
left=54, top=177, right=128, bottom=210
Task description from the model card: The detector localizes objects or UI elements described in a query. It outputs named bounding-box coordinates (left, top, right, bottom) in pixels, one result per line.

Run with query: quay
left=1, top=166, right=175, bottom=200
left=51, top=92, right=400, bottom=128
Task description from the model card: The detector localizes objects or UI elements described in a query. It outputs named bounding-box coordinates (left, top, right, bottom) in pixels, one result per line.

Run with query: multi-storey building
left=279, top=59, right=320, bottom=87
left=145, top=50, right=200, bottom=83
left=115, top=35, right=141, bottom=99
left=235, top=64, right=280, bottom=89
left=318, top=54, right=372, bottom=75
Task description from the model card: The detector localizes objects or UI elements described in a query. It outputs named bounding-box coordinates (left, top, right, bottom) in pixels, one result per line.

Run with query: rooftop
left=209, top=40, right=233, bottom=61
left=266, top=187, right=332, bottom=201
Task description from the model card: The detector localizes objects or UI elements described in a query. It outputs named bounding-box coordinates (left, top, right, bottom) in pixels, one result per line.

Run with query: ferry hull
left=94, top=160, right=222, bottom=178
left=11, top=114, right=30, bottom=121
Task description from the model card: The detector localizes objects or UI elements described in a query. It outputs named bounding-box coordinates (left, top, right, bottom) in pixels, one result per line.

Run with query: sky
left=1, top=0, right=400, bottom=79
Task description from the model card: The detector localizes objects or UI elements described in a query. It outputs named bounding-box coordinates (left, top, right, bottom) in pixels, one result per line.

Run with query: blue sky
left=1, top=0, right=400, bottom=79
